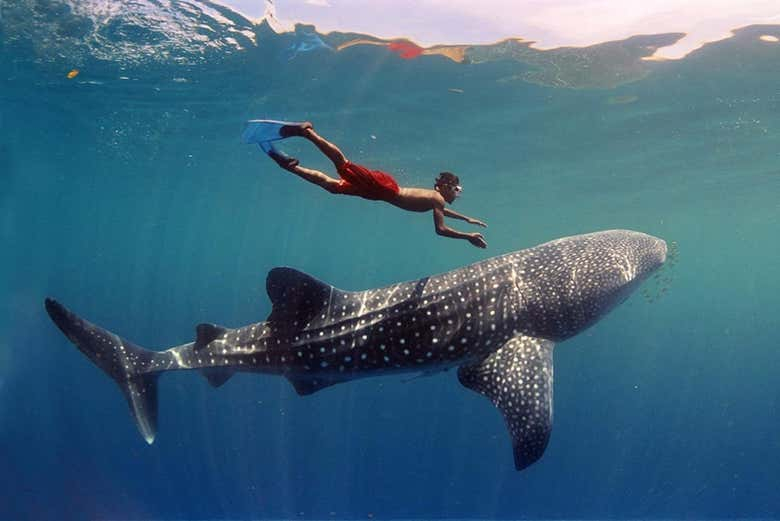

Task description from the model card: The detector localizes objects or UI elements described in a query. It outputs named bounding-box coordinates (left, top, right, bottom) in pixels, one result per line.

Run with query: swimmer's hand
left=467, top=218, right=487, bottom=228
left=468, top=233, right=487, bottom=249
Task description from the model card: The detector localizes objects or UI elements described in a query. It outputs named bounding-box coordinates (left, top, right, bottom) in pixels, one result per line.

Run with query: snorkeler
left=266, top=122, right=488, bottom=249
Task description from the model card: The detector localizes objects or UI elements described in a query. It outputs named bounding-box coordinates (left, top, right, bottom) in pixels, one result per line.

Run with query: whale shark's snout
left=583, top=231, right=668, bottom=321
left=518, top=230, right=668, bottom=341
left=635, top=233, right=667, bottom=277
left=585, top=231, right=668, bottom=305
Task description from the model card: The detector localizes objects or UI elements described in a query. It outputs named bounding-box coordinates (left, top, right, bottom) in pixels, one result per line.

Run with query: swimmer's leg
left=290, top=165, right=343, bottom=194
left=280, top=122, right=348, bottom=169
left=303, top=127, right=348, bottom=169
left=271, top=151, right=342, bottom=194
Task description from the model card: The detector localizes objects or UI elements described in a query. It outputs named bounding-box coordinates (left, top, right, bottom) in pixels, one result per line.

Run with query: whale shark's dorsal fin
left=194, top=323, right=228, bottom=351
left=266, top=267, right=346, bottom=326
left=458, top=335, right=555, bottom=471
left=195, top=324, right=235, bottom=386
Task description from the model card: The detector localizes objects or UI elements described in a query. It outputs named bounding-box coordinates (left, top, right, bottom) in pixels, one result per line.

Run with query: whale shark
left=44, top=230, right=666, bottom=470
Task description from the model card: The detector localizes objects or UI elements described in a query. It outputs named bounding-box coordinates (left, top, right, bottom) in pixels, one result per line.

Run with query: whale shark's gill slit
left=412, top=277, right=429, bottom=300
left=356, top=291, right=369, bottom=329
left=326, top=286, right=336, bottom=324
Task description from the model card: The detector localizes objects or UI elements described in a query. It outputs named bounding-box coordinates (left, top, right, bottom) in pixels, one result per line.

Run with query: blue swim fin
left=243, top=119, right=306, bottom=158
left=259, top=140, right=292, bottom=160
left=242, top=119, right=288, bottom=144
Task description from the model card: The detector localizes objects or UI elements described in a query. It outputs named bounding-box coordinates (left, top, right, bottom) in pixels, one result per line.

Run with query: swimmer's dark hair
left=435, top=171, right=460, bottom=188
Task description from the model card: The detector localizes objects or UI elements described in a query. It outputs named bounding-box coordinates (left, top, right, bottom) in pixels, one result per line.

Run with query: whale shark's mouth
left=659, top=239, right=669, bottom=265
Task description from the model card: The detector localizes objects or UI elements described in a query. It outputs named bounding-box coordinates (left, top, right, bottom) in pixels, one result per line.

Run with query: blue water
left=2, top=2, right=779, bottom=519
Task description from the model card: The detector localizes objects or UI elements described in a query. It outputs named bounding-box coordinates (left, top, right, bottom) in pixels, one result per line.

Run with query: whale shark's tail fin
left=458, top=334, right=555, bottom=470
left=44, top=298, right=160, bottom=444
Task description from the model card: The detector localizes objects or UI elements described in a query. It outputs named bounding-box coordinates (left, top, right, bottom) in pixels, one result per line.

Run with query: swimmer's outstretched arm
left=443, top=207, right=487, bottom=228
left=434, top=207, right=488, bottom=248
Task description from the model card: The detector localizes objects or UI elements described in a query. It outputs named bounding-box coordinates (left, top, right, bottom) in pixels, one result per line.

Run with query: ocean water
left=1, top=2, right=779, bottom=519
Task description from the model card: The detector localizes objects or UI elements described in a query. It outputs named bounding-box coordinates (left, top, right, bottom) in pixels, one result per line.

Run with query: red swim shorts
left=334, top=161, right=400, bottom=202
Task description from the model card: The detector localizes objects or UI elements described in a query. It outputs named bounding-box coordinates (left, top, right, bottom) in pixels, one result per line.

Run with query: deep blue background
left=1, top=4, right=779, bottom=519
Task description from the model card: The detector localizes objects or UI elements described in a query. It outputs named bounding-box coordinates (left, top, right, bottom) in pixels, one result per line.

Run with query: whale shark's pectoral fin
left=266, top=267, right=351, bottom=328
left=458, top=335, right=555, bottom=471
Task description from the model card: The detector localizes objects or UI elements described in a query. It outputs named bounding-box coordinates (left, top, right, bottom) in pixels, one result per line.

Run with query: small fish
left=607, top=94, right=638, bottom=105
left=67, top=69, right=79, bottom=79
